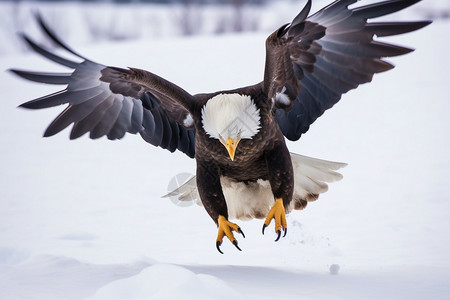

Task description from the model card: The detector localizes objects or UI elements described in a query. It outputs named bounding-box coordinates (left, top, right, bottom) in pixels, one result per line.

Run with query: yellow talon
left=262, top=198, right=287, bottom=241
left=216, top=215, right=245, bottom=254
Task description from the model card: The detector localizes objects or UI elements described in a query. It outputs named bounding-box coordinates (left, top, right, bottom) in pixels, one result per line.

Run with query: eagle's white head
left=201, top=93, right=261, bottom=160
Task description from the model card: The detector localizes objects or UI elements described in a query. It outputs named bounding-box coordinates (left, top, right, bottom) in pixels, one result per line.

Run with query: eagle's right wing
left=10, top=15, right=196, bottom=158
left=263, top=0, right=430, bottom=141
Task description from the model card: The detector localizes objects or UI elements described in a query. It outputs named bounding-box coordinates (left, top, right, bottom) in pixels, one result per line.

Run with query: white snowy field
left=1, top=2, right=450, bottom=300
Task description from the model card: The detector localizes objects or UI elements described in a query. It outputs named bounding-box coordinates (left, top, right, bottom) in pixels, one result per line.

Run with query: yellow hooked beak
left=221, top=137, right=241, bottom=161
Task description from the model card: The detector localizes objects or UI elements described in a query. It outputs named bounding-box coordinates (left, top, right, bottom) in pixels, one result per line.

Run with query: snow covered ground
left=1, top=1, right=450, bottom=299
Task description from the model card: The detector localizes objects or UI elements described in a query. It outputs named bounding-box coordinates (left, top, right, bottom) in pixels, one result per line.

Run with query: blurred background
left=0, top=0, right=449, bottom=56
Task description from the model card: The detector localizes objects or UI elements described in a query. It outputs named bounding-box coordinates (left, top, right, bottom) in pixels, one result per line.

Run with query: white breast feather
left=201, top=93, right=261, bottom=140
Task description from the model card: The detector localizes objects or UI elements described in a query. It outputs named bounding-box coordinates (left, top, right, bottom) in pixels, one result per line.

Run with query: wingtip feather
left=34, top=12, right=87, bottom=60
left=9, top=68, right=70, bottom=85
left=18, top=31, right=79, bottom=69
left=18, top=99, right=42, bottom=109
left=292, top=0, right=312, bottom=25
left=43, top=128, right=54, bottom=138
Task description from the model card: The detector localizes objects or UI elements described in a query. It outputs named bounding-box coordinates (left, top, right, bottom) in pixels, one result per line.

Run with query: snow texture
left=1, top=1, right=450, bottom=299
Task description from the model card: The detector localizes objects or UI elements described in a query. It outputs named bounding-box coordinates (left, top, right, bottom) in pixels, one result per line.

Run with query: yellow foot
left=216, top=215, right=245, bottom=254
left=262, top=198, right=287, bottom=241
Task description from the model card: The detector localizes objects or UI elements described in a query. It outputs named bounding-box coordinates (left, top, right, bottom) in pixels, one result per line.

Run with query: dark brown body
left=192, top=85, right=294, bottom=223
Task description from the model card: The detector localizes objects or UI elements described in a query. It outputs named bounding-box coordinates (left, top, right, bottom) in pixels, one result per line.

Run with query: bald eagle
left=11, top=0, right=430, bottom=254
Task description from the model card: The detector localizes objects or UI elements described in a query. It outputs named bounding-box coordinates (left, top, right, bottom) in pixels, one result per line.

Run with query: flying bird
left=11, top=0, right=430, bottom=254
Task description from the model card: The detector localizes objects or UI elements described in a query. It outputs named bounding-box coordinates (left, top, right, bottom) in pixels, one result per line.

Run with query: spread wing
left=10, top=15, right=196, bottom=158
left=264, top=0, right=430, bottom=140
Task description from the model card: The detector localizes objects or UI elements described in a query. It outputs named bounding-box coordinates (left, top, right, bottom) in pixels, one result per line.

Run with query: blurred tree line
left=2, top=0, right=274, bottom=55
left=7, top=0, right=265, bottom=3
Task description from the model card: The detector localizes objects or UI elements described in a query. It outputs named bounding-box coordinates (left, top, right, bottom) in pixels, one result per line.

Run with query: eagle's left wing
left=264, top=0, right=430, bottom=141
left=10, top=15, right=196, bottom=158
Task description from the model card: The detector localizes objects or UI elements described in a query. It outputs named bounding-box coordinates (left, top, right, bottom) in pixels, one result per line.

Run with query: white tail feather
left=291, top=153, right=347, bottom=202
left=162, top=175, right=201, bottom=205
left=162, top=153, right=346, bottom=220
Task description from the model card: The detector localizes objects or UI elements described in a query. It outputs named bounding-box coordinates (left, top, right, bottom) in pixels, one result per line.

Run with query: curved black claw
left=283, top=227, right=287, bottom=238
left=262, top=224, right=267, bottom=235
left=275, top=230, right=282, bottom=242
left=233, top=240, right=242, bottom=251
left=216, top=241, right=223, bottom=254
left=238, top=228, right=246, bottom=238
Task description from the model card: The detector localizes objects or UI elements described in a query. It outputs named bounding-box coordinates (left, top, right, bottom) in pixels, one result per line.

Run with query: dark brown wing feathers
left=11, top=16, right=196, bottom=158
left=265, top=0, right=431, bottom=141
